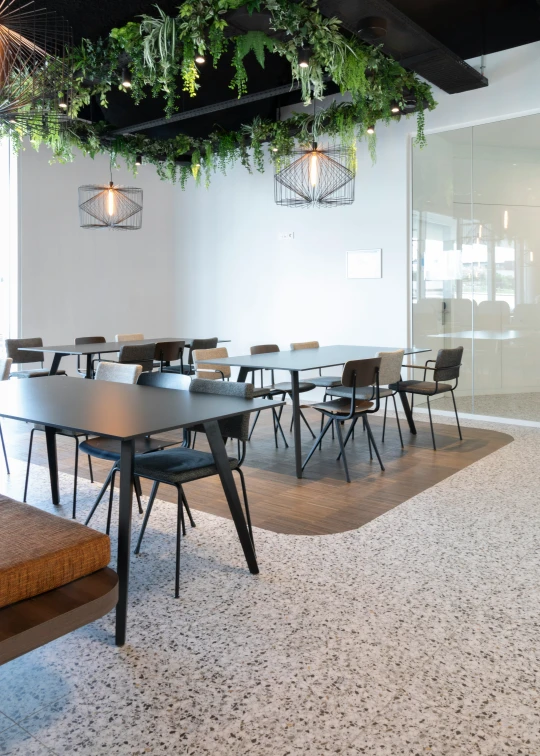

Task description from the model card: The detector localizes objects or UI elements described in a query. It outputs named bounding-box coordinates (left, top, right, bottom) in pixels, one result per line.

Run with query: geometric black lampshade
left=275, top=142, right=356, bottom=208
left=78, top=182, right=143, bottom=230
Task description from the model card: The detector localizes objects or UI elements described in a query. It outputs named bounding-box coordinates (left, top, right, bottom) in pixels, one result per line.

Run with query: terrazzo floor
left=0, top=414, right=539, bottom=755
left=417, top=391, right=540, bottom=422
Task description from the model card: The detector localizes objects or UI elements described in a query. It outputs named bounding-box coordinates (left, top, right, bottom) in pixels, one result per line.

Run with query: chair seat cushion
left=312, top=398, right=374, bottom=415
left=389, top=380, right=452, bottom=395
left=272, top=381, right=315, bottom=394
left=11, top=370, right=66, bottom=379
left=133, top=448, right=238, bottom=485
left=308, top=376, right=342, bottom=388
left=0, top=496, right=110, bottom=609
left=80, top=435, right=180, bottom=461
left=328, top=386, right=393, bottom=400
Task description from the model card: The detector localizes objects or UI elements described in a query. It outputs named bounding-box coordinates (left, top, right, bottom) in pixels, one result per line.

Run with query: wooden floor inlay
left=2, top=407, right=512, bottom=536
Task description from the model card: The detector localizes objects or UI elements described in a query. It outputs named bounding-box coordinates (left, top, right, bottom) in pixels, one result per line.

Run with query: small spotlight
left=390, top=101, right=400, bottom=114
left=298, top=47, right=312, bottom=68
left=9, top=118, right=16, bottom=124
left=195, top=55, right=205, bottom=64
left=367, top=125, right=375, bottom=135
left=272, top=147, right=278, bottom=152
left=135, top=154, right=143, bottom=166
left=58, top=91, right=68, bottom=109
left=122, top=68, right=132, bottom=88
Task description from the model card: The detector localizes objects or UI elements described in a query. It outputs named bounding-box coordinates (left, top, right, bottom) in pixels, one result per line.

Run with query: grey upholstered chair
left=329, top=350, right=405, bottom=447
left=391, top=346, right=464, bottom=450
left=290, top=341, right=342, bottom=389
left=0, top=358, right=12, bottom=473
left=115, top=333, right=144, bottom=342
left=247, top=344, right=316, bottom=445
left=303, top=358, right=384, bottom=483
left=75, top=335, right=106, bottom=377
left=24, top=361, right=144, bottom=518
left=5, top=337, right=66, bottom=378
left=118, top=343, right=155, bottom=373
left=131, top=378, right=255, bottom=598
left=83, top=370, right=192, bottom=534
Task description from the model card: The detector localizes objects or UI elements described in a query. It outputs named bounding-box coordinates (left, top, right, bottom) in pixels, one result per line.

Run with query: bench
left=0, top=495, right=118, bottom=665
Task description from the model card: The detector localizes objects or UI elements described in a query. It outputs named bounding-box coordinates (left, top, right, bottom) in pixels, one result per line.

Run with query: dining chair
left=290, top=342, right=342, bottom=389
left=75, top=335, right=106, bottom=377
left=115, top=333, right=144, bottom=342
left=154, top=340, right=185, bottom=372
left=5, top=338, right=66, bottom=378
left=164, top=338, right=218, bottom=376
left=131, top=378, right=254, bottom=598
left=193, top=347, right=231, bottom=380
left=302, top=357, right=383, bottom=483
left=391, top=347, right=464, bottom=450
left=83, top=370, right=192, bottom=534
left=119, top=342, right=156, bottom=373
left=328, top=350, right=405, bottom=447
left=24, top=361, right=144, bottom=519
left=0, top=358, right=12, bottom=473
left=247, top=344, right=316, bottom=443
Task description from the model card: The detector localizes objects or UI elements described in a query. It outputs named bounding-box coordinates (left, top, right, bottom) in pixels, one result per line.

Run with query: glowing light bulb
left=107, top=185, right=115, bottom=217
left=367, top=125, right=375, bottom=135
left=195, top=55, right=205, bottom=64
left=309, top=151, right=319, bottom=187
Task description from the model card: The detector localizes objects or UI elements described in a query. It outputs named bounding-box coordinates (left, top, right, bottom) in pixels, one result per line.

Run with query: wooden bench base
left=0, top=568, right=118, bottom=665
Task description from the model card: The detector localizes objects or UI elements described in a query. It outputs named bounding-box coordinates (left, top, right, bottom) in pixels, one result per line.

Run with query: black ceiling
left=41, top=0, right=540, bottom=139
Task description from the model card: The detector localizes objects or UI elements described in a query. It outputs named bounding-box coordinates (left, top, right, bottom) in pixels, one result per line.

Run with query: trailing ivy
left=2, top=0, right=437, bottom=185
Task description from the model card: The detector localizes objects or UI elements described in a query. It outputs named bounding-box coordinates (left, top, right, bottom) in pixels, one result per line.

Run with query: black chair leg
left=426, top=396, right=437, bottom=450
left=85, top=465, right=114, bottom=525
left=299, top=408, right=315, bottom=438
left=106, top=469, right=117, bottom=535
left=248, top=411, right=261, bottom=441
left=180, top=487, right=196, bottom=528
left=72, top=436, right=79, bottom=519
left=337, top=417, right=358, bottom=460
left=85, top=436, right=94, bottom=483
left=451, top=390, right=463, bottom=440
left=134, top=480, right=159, bottom=554
left=191, top=432, right=197, bottom=449
left=23, top=428, right=36, bottom=502
left=334, top=420, right=351, bottom=483
left=392, top=394, right=404, bottom=448
left=0, top=422, right=9, bottom=475
left=134, top=476, right=144, bottom=514
left=302, top=416, right=333, bottom=473
left=363, top=415, right=373, bottom=459
left=271, top=408, right=288, bottom=449
left=382, top=397, right=388, bottom=442
left=175, top=487, right=182, bottom=598
left=364, top=416, right=385, bottom=471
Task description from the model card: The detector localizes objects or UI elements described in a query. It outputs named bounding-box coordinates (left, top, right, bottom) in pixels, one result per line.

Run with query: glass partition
left=412, top=113, right=540, bottom=421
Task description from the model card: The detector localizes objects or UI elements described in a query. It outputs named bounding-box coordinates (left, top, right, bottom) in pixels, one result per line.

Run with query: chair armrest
left=402, top=364, right=436, bottom=371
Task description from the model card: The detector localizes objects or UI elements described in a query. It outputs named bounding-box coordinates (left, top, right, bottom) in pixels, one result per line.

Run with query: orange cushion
left=0, top=496, right=110, bottom=609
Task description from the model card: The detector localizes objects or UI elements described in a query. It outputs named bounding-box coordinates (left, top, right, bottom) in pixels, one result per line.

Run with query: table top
left=427, top=330, right=530, bottom=341
left=19, top=338, right=230, bottom=355
left=198, top=344, right=430, bottom=372
left=0, top=377, right=283, bottom=440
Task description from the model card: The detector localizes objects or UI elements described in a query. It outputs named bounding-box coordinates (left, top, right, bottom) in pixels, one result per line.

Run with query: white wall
left=18, top=148, right=177, bottom=374
left=173, top=42, right=540, bottom=380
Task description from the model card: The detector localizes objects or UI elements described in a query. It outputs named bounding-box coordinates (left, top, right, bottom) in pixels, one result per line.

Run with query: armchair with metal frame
left=5, top=338, right=66, bottom=379
left=247, top=344, right=316, bottom=446
left=163, top=338, right=218, bottom=376
left=154, top=340, right=185, bottom=373
left=302, top=357, right=384, bottom=483
left=390, top=346, right=464, bottom=451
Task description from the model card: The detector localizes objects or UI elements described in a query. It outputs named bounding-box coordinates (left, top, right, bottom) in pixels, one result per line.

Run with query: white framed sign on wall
left=346, top=249, right=382, bottom=279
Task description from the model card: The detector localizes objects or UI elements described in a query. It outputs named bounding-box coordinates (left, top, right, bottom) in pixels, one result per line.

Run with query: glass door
left=0, top=139, right=18, bottom=347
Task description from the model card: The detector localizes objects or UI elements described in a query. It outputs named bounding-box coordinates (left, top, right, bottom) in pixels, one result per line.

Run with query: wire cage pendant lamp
left=78, top=159, right=143, bottom=230
left=274, top=95, right=356, bottom=208
left=0, top=0, right=73, bottom=135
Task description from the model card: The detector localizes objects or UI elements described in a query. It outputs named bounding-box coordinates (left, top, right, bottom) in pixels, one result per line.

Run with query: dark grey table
left=20, top=338, right=230, bottom=379
left=0, top=377, right=282, bottom=645
left=199, top=345, right=430, bottom=478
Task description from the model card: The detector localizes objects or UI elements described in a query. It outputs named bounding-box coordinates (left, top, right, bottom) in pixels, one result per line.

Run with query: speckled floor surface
left=0, top=414, right=539, bottom=755
left=417, top=391, right=540, bottom=422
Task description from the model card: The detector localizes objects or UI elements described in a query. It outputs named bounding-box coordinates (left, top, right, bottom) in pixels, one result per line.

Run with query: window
left=0, top=139, right=18, bottom=346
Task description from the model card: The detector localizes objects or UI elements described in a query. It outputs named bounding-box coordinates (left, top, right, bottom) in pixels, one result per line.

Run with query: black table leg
left=115, top=439, right=134, bottom=646
left=204, top=419, right=259, bottom=575
left=44, top=426, right=60, bottom=505
left=399, top=391, right=417, bottom=434
left=85, top=354, right=94, bottom=379
left=49, top=352, right=67, bottom=376
left=237, top=367, right=249, bottom=383
left=290, top=371, right=302, bottom=478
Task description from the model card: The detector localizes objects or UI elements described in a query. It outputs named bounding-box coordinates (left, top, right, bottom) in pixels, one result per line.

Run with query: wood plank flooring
left=0, top=406, right=512, bottom=536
